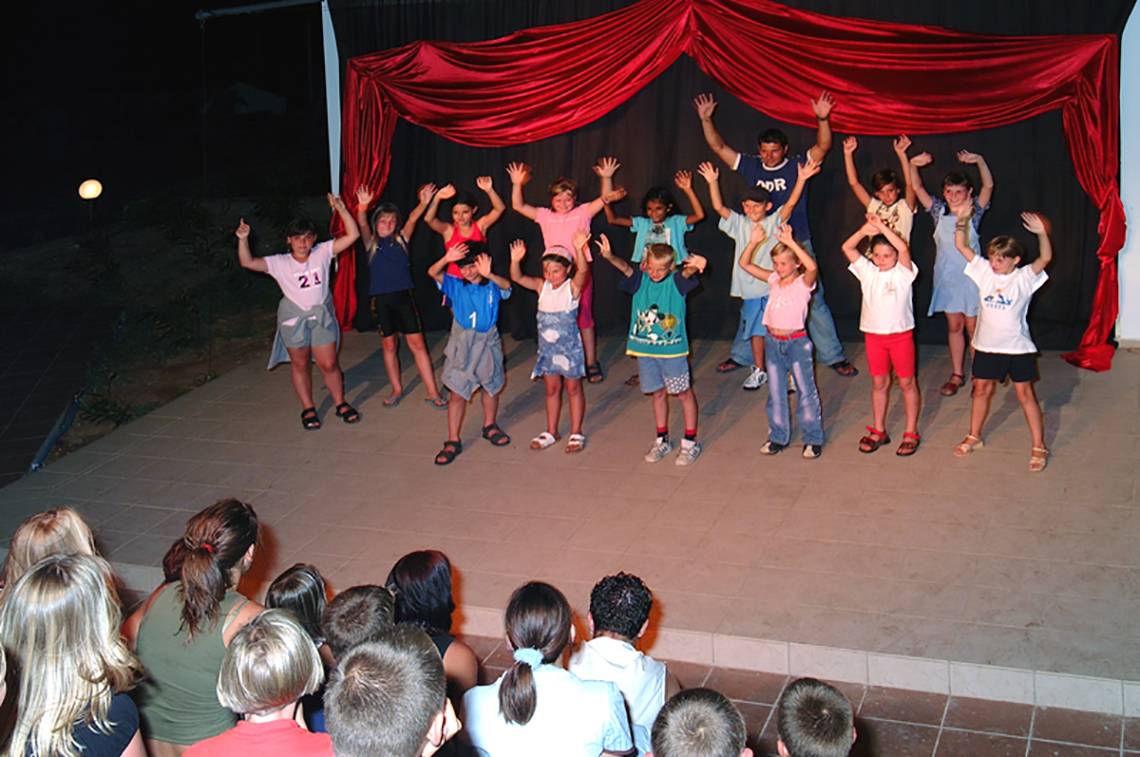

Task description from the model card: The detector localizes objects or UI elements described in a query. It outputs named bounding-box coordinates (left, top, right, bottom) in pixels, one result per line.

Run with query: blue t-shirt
left=438, top=275, right=510, bottom=333
left=619, top=269, right=700, bottom=358
left=367, top=235, right=415, bottom=295
left=630, top=215, right=693, bottom=263
left=27, top=692, right=139, bottom=757
left=735, top=152, right=810, bottom=241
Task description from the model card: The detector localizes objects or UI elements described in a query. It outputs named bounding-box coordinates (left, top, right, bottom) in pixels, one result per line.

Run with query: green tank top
left=135, top=583, right=250, bottom=744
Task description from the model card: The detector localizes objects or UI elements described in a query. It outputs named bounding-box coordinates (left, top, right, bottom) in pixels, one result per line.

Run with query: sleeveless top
left=135, top=584, right=251, bottom=745
left=430, top=631, right=455, bottom=659
left=445, top=223, right=486, bottom=277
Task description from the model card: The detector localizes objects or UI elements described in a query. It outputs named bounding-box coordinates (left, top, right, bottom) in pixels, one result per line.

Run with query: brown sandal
left=858, top=426, right=890, bottom=454
left=940, top=373, right=966, bottom=396
left=896, top=432, right=921, bottom=457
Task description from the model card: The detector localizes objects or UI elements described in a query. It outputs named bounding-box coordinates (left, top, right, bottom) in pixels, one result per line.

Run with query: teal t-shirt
left=630, top=215, right=693, bottom=263
left=619, top=269, right=699, bottom=358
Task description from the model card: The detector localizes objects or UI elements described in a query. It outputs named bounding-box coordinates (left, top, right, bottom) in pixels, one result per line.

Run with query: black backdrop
left=329, top=0, right=1133, bottom=350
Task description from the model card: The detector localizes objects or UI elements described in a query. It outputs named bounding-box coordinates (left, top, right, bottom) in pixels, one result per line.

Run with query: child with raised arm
left=509, top=231, right=590, bottom=453
left=842, top=135, right=917, bottom=241
left=699, top=158, right=820, bottom=391
left=597, top=235, right=707, bottom=466
left=423, top=177, right=506, bottom=277
left=910, top=148, right=994, bottom=397
left=841, top=215, right=921, bottom=456
left=507, top=161, right=614, bottom=383
left=236, top=195, right=360, bottom=431
left=952, top=211, right=1053, bottom=472
left=354, top=183, right=448, bottom=409
left=739, top=225, right=824, bottom=458
left=426, top=243, right=512, bottom=465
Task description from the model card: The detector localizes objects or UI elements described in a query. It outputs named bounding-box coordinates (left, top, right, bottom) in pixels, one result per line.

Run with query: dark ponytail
left=498, top=582, right=572, bottom=725
left=178, top=498, right=259, bottom=638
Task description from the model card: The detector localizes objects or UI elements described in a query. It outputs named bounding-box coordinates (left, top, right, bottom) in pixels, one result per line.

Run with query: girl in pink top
left=423, top=177, right=506, bottom=277
left=507, top=161, right=615, bottom=383
left=739, top=224, right=825, bottom=458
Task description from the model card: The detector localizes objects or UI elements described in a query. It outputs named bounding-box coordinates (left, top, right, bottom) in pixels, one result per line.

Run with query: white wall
left=1121, top=4, right=1140, bottom=345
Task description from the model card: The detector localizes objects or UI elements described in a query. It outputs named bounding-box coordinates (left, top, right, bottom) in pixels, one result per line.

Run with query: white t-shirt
left=263, top=241, right=335, bottom=310
left=538, top=279, right=579, bottom=313
left=848, top=256, right=919, bottom=334
left=462, top=664, right=633, bottom=757
left=965, top=256, right=1048, bottom=354
left=568, top=637, right=666, bottom=756
left=867, top=198, right=915, bottom=242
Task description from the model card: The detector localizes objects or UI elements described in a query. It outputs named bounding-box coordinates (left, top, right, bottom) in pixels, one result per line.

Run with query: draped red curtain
left=338, top=0, right=1123, bottom=370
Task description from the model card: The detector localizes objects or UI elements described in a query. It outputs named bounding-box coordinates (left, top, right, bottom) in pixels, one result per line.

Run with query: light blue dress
left=928, top=197, right=986, bottom=317
left=532, top=280, right=585, bottom=379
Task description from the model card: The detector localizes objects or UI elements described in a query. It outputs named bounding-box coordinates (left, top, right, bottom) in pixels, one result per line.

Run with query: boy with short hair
left=569, top=573, right=681, bottom=755
left=596, top=237, right=707, bottom=466
left=648, top=688, right=752, bottom=757
left=321, top=585, right=395, bottom=660
left=426, top=242, right=513, bottom=465
left=776, top=678, right=856, bottom=757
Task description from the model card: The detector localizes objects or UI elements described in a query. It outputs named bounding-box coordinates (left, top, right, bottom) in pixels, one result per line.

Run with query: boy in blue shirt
left=596, top=235, right=707, bottom=466
left=427, top=242, right=512, bottom=465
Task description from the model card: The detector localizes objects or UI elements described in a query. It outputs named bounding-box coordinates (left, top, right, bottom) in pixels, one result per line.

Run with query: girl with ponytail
left=462, top=581, right=633, bottom=756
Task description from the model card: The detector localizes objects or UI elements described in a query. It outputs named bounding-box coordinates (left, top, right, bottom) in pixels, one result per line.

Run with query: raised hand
left=811, top=91, right=835, bottom=120
left=693, top=93, right=717, bottom=120
left=594, top=156, right=620, bottom=178
left=697, top=161, right=719, bottom=183
left=603, top=187, right=628, bottom=204
left=910, top=152, right=933, bottom=168
left=444, top=243, right=468, bottom=262
left=327, top=193, right=347, bottom=211
left=893, top=135, right=912, bottom=155
left=776, top=224, right=795, bottom=246
left=683, top=253, right=707, bottom=274
left=355, top=185, right=374, bottom=209
left=509, top=239, right=527, bottom=263
left=1021, top=212, right=1049, bottom=235
left=234, top=218, right=250, bottom=239
left=674, top=170, right=693, bottom=190
left=749, top=223, right=768, bottom=245
left=843, top=136, right=858, bottom=154
left=506, top=162, right=531, bottom=185
left=417, top=183, right=437, bottom=204
left=797, top=157, right=822, bottom=181
left=954, top=203, right=974, bottom=221
left=957, top=150, right=983, bottom=165
left=864, top=213, right=886, bottom=234
left=436, top=184, right=457, bottom=200
left=594, top=233, right=613, bottom=259
left=572, top=229, right=591, bottom=251
left=474, top=253, right=493, bottom=278
left=476, top=175, right=493, bottom=192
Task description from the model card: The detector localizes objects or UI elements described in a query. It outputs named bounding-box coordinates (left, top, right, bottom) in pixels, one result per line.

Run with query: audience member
left=648, top=688, right=752, bottom=757
left=321, top=584, right=395, bottom=660
left=1, top=506, right=97, bottom=591
left=776, top=678, right=856, bottom=757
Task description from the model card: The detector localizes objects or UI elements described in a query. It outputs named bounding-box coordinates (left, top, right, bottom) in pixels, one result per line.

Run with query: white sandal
left=530, top=431, right=559, bottom=450
left=565, top=433, right=586, bottom=453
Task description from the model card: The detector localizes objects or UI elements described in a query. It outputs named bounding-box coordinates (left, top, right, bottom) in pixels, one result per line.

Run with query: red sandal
left=940, top=373, right=965, bottom=396
left=858, top=426, right=890, bottom=454
left=896, top=432, right=921, bottom=457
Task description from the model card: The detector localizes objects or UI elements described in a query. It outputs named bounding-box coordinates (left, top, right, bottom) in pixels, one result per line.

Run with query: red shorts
left=864, top=331, right=915, bottom=378
left=577, top=273, right=595, bottom=329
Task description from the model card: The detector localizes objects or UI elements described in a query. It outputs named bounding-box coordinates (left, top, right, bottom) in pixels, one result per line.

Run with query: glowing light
left=78, top=179, right=103, bottom=200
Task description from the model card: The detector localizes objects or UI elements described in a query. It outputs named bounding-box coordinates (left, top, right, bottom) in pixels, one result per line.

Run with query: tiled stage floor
left=1, top=333, right=1137, bottom=721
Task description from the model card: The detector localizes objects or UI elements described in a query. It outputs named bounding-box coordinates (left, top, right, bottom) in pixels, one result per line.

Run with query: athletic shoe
left=802, top=444, right=822, bottom=459
left=675, top=440, right=703, bottom=466
left=644, top=437, right=674, bottom=463
left=742, top=367, right=768, bottom=391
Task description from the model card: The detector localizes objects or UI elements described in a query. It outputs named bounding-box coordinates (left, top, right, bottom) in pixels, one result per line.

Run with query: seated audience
left=648, top=688, right=752, bottom=757
left=321, top=583, right=396, bottom=660
left=184, top=609, right=332, bottom=756
left=462, top=581, right=633, bottom=756
left=268, top=563, right=334, bottom=666
left=0, top=553, right=144, bottom=757
left=776, top=678, right=856, bottom=757
left=1, top=506, right=98, bottom=591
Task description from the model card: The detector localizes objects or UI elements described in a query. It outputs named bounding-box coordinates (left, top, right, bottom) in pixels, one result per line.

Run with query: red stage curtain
left=338, top=0, right=1123, bottom=370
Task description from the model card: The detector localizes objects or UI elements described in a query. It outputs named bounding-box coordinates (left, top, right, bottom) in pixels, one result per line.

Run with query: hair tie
left=512, top=647, right=544, bottom=669
left=201, top=542, right=215, bottom=555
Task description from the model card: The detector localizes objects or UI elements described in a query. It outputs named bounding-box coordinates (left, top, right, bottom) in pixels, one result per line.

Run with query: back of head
left=650, top=688, right=746, bottom=757
left=178, top=498, right=260, bottom=638
left=325, top=626, right=446, bottom=757
left=777, top=678, right=854, bottom=757
left=589, top=572, right=652, bottom=640
left=499, top=581, right=572, bottom=725
left=2, top=507, right=97, bottom=588
left=0, top=553, right=139, bottom=757
left=285, top=217, right=319, bottom=238
left=385, top=550, right=455, bottom=636
left=321, top=584, right=396, bottom=659
left=266, top=563, right=328, bottom=643
left=216, top=608, right=323, bottom=716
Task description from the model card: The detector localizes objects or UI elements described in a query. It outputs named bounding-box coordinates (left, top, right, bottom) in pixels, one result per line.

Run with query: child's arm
left=506, top=162, right=539, bottom=221
left=1022, top=212, right=1053, bottom=274
left=840, top=219, right=876, bottom=265
left=739, top=223, right=773, bottom=281
left=680, top=253, right=707, bottom=279
left=779, top=224, right=818, bottom=287
left=474, top=253, right=511, bottom=291
left=806, top=91, right=835, bottom=164
left=697, top=161, right=730, bottom=220
left=952, top=206, right=977, bottom=262
left=570, top=229, right=591, bottom=297
left=354, top=185, right=375, bottom=249
left=776, top=158, right=821, bottom=224
left=595, top=233, right=634, bottom=278
left=909, top=152, right=935, bottom=211
left=400, top=183, right=436, bottom=241
left=508, top=239, right=543, bottom=293
left=841, top=137, right=873, bottom=207
left=475, top=175, right=507, bottom=232
left=675, top=170, right=705, bottom=224
left=427, top=243, right=467, bottom=284
left=893, top=135, right=917, bottom=211
left=958, top=150, right=994, bottom=209
left=235, top=218, right=268, bottom=273
left=423, top=184, right=455, bottom=236
left=595, top=157, right=632, bottom=228
left=329, top=194, right=360, bottom=255
left=868, top=213, right=913, bottom=271
left=693, top=93, right=740, bottom=168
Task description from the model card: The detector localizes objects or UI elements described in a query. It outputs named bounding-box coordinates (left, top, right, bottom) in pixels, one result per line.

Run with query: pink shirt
left=535, top=205, right=596, bottom=261
left=762, top=272, right=815, bottom=332
left=184, top=719, right=333, bottom=757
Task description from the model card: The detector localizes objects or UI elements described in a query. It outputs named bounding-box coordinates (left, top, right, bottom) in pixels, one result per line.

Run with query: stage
left=1, top=331, right=1137, bottom=719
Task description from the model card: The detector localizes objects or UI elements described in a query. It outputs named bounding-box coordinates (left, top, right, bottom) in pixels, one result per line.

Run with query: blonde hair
left=645, top=243, right=677, bottom=266
left=2, top=507, right=97, bottom=589
left=0, top=554, right=139, bottom=757
left=216, top=609, right=324, bottom=716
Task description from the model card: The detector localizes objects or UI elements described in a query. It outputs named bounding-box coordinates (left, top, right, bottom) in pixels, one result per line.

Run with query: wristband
left=817, top=115, right=830, bottom=122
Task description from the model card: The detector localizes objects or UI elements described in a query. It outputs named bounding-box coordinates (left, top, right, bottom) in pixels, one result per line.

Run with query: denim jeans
left=764, top=334, right=824, bottom=445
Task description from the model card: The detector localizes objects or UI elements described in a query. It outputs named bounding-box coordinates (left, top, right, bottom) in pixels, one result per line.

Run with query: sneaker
left=742, top=367, right=768, bottom=391
left=644, top=437, right=674, bottom=463
left=675, top=439, right=703, bottom=466
left=802, top=444, right=822, bottom=459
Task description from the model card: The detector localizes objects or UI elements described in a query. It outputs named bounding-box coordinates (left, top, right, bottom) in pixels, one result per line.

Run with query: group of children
left=237, top=92, right=1055, bottom=472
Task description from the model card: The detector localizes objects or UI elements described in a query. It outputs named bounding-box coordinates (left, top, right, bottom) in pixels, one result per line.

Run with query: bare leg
left=311, top=343, right=346, bottom=405
left=566, top=377, right=585, bottom=435
left=405, top=332, right=443, bottom=400
left=969, top=379, right=996, bottom=439
left=446, top=391, right=466, bottom=441
left=651, top=388, right=669, bottom=430
left=543, top=375, right=563, bottom=435
left=380, top=334, right=402, bottom=401
left=964, top=316, right=977, bottom=370
left=946, top=312, right=967, bottom=377
left=479, top=388, right=500, bottom=428
left=677, top=388, right=699, bottom=432
left=751, top=335, right=765, bottom=369
left=1013, top=381, right=1046, bottom=449
left=287, top=347, right=315, bottom=408
left=871, top=374, right=890, bottom=431
left=581, top=326, right=598, bottom=367
left=899, top=375, right=921, bottom=436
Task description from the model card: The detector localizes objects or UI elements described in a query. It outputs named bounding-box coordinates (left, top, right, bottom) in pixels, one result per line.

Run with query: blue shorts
left=740, top=296, right=769, bottom=339
left=637, top=356, right=691, bottom=394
